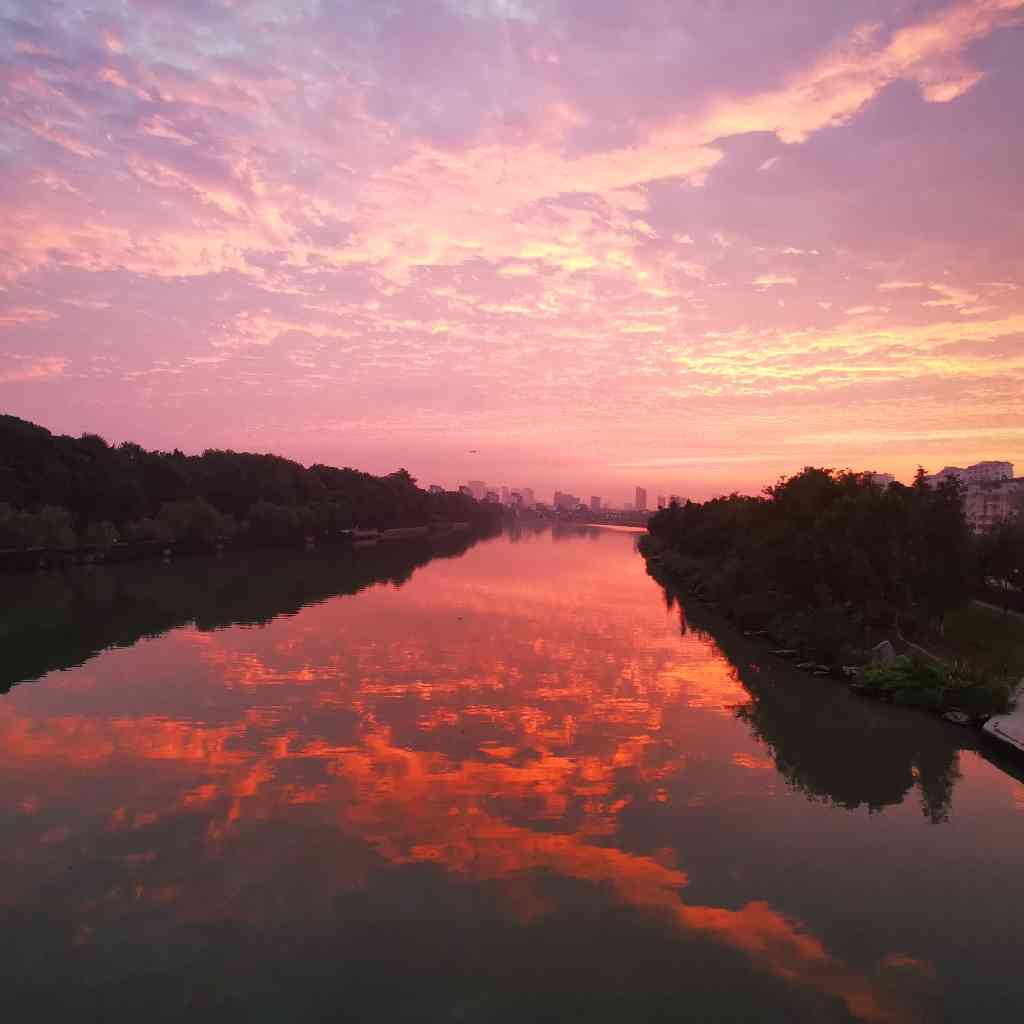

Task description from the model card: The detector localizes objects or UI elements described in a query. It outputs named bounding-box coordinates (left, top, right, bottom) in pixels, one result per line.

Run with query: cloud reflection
left=0, top=531, right=952, bottom=1019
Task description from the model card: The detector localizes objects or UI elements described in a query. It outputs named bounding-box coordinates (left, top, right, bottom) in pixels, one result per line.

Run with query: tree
left=84, top=520, right=119, bottom=548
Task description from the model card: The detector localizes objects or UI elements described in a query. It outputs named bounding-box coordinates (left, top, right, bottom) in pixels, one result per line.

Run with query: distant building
left=669, top=494, right=681, bottom=506
left=458, top=485, right=473, bottom=497
left=635, top=487, right=647, bottom=511
left=623, top=501, right=633, bottom=512
left=964, top=476, right=1024, bottom=532
left=484, top=489, right=500, bottom=503
left=554, top=491, right=580, bottom=511
left=521, top=488, right=535, bottom=508
left=428, top=484, right=444, bottom=495
left=865, top=472, right=895, bottom=488
left=924, top=461, right=1013, bottom=487
left=657, top=494, right=666, bottom=510
left=590, top=496, right=601, bottom=512
left=467, top=479, right=487, bottom=500
left=501, top=486, right=510, bottom=505
left=919, top=461, right=1020, bottom=532
left=966, top=462, right=1014, bottom=484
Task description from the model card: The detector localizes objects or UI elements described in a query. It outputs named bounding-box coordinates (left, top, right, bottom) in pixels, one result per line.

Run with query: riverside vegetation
left=0, top=414, right=501, bottom=561
left=640, top=467, right=1024, bottom=719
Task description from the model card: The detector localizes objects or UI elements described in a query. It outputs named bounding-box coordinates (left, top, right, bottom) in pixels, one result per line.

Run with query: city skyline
left=1, top=1, right=1023, bottom=497
left=442, top=458, right=1019, bottom=510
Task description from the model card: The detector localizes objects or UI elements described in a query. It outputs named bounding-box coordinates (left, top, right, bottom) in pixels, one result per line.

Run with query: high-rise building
left=657, top=494, right=666, bottom=509
left=590, top=496, right=601, bottom=512
left=635, top=487, right=647, bottom=511
left=467, top=480, right=487, bottom=500
left=554, top=491, right=580, bottom=511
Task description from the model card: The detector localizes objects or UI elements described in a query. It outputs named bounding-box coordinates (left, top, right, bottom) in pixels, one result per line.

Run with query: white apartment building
left=924, top=461, right=1013, bottom=487
left=964, top=478, right=1024, bottom=532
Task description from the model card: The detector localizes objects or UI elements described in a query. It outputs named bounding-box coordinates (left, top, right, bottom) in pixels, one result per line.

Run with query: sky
left=1, top=0, right=1023, bottom=503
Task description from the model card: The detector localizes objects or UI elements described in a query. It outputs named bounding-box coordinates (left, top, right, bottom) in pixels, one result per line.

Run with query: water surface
left=2, top=525, right=1022, bottom=1022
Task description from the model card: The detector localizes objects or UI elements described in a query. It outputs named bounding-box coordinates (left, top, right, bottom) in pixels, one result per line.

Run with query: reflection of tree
left=0, top=530, right=494, bottom=694
left=677, top=601, right=962, bottom=823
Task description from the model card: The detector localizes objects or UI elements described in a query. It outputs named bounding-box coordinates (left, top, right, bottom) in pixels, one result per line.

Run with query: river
left=2, top=524, right=1022, bottom=1022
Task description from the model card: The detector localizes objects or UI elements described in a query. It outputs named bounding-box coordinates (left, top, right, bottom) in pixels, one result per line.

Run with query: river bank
left=672, top=595, right=1024, bottom=791
left=0, top=519, right=481, bottom=575
left=641, top=536, right=1021, bottom=735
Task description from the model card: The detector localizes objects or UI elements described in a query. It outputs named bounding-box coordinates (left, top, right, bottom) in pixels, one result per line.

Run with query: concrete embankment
left=983, top=682, right=1024, bottom=755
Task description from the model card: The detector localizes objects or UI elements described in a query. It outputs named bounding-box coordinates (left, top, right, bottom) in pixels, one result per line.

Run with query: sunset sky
left=2, top=0, right=1022, bottom=502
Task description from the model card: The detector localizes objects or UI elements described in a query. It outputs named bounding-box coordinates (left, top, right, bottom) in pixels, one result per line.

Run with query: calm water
left=2, top=525, right=1023, bottom=1022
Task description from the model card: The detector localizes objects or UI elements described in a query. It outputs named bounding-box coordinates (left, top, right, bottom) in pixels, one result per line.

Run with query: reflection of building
left=590, top=496, right=601, bottom=512
left=635, top=487, right=647, bottom=511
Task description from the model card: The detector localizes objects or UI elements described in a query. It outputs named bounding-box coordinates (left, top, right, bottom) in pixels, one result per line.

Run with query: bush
left=159, top=498, right=234, bottom=545
left=123, top=518, right=173, bottom=544
left=83, top=520, right=119, bottom=548
left=730, top=591, right=779, bottom=631
left=857, top=655, right=1012, bottom=716
left=0, top=504, right=77, bottom=549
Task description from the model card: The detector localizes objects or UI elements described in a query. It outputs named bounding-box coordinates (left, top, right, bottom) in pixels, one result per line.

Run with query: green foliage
left=83, top=520, right=119, bottom=548
left=943, top=604, right=1024, bottom=679
left=860, top=656, right=946, bottom=694
left=158, top=498, right=234, bottom=546
left=0, top=503, right=77, bottom=549
left=857, top=655, right=1012, bottom=716
left=973, top=515, right=1024, bottom=604
left=729, top=591, right=779, bottom=631
left=122, top=517, right=173, bottom=545
left=0, top=414, right=501, bottom=554
left=646, top=467, right=972, bottom=636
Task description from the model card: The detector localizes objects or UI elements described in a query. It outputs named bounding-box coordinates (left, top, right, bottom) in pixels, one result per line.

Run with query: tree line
left=0, top=414, right=500, bottom=552
left=641, top=466, right=1024, bottom=660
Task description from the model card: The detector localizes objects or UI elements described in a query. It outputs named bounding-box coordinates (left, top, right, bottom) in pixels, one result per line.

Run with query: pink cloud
left=0, top=357, right=67, bottom=383
left=0, top=0, right=1020, bottom=500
